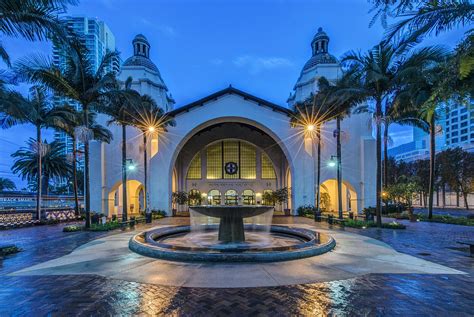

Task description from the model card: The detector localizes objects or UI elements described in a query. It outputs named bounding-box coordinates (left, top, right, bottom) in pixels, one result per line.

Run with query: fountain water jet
left=190, top=206, right=273, bottom=243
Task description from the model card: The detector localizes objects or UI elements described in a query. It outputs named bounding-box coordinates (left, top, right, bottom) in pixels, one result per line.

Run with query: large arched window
left=186, top=153, right=201, bottom=179
left=206, top=140, right=257, bottom=180
left=208, top=189, right=221, bottom=205
left=242, top=189, right=255, bottom=205
left=224, top=189, right=238, bottom=205
left=261, top=152, right=276, bottom=179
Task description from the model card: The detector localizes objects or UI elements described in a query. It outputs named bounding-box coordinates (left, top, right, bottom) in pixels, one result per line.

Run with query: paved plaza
left=1, top=217, right=473, bottom=315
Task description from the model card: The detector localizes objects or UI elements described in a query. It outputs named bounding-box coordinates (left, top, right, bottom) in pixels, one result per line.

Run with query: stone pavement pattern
left=1, top=217, right=473, bottom=315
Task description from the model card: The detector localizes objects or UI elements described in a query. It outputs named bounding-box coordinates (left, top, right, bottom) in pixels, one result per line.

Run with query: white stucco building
left=90, top=29, right=376, bottom=217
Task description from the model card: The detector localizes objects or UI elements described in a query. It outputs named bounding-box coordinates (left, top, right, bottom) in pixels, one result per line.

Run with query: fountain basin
left=129, top=225, right=336, bottom=263
left=190, top=206, right=273, bottom=243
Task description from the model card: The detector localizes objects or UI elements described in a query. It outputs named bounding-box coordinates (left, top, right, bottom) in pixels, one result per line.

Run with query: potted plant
left=274, top=187, right=290, bottom=215
left=172, top=191, right=188, bottom=214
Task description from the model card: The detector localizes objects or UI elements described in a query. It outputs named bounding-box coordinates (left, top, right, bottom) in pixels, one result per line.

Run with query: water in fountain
left=186, top=206, right=275, bottom=248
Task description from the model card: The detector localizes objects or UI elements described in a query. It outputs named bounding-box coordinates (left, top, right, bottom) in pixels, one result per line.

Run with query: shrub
left=0, top=245, right=21, bottom=256
left=88, top=221, right=120, bottom=231
left=344, top=219, right=406, bottom=229
left=297, top=205, right=317, bottom=217
left=385, top=212, right=410, bottom=220
left=151, top=209, right=166, bottom=219
left=63, top=225, right=83, bottom=232
left=419, top=215, right=474, bottom=226
left=381, top=221, right=406, bottom=229
left=344, top=219, right=376, bottom=228
left=38, top=219, right=60, bottom=226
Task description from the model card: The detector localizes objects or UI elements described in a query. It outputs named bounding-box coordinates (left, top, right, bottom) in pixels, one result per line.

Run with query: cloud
left=210, top=58, right=223, bottom=66
left=140, top=19, right=176, bottom=37
left=232, top=55, right=293, bottom=74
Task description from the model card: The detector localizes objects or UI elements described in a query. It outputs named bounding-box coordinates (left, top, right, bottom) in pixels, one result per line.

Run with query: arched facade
left=89, top=30, right=377, bottom=217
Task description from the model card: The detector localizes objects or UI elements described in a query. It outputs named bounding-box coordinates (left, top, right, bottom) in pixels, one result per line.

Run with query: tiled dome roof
left=123, top=55, right=159, bottom=72
left=302, top=53, right=338, bottom=71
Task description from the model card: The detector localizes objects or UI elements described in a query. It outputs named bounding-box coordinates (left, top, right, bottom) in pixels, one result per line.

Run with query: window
left=261, top=152, right=276, bottom=179
left=206, top=143, right=222, bottom=179
left=452, top=131, right=458, bottom=136
left=461, top=136, right=468, bottom=142
left=225, top=189, right=238, bottom=205
left=461, top=121, right=467, bottom=127
left=262, top=189, right=274, bottom=206
left=240, top=142, right=256, bottom=179
left=461, top=128, right=468, bottom=135
left=207, top=140, right=256, bottom=180
left=451, top=117, right=458, bottom=123
left=188, top=189, right=201, bottom=206
left=452, top=138, right=459, bottom=143
left=446, top=127, right=450, bottom=132
left=461, top=107, right=467, bottom=113
left=186, top=153, right=201, bottom=179
left=223, top=140, right=239, bottom=179
left=208, top=189, right=221, bottom=205
left=461, top=114, right=468, bottom=120
left=242, top=189, right=255, bottom=205
left=452, top=124, right=458, bottom=130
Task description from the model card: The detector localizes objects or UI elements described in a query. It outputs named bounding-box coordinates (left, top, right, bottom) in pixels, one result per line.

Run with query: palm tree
left=129, top=94, right=175, bottom=219
left=0, top=0, right=76, bottom=66
left=343, top=41, right=446, bottom=226
left=15, top=40, right=120, bottom=227
left=0, top=177, right=16, bottom=191
left=394, top=60, right=449, bottom=219
left=0, top=86, right=72, bottom=219
left=317, top=74, right=366, bottom=219
left=291, top=96, right=327, bottom=217
left=96, top=77, right=140, bottom=222
left=56, top=109, right=112, bottom=216
left=12, top=139, right=72, bottom=196
left=370, top=0, right=473, bottom=42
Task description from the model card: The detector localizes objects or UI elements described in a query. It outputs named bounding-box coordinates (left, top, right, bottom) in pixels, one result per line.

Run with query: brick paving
left=0, top=217, right=473, bottom=316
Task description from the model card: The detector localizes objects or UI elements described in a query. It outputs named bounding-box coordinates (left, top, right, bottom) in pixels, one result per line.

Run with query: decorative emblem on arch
left=225, top=162, right=238, bottom=175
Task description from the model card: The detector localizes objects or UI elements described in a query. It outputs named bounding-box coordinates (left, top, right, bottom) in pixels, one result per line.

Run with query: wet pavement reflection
left=0, top=217, right=473, bottom=315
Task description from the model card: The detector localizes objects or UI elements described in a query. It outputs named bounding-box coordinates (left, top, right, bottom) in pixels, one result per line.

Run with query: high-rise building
left=388, top=102, right=473, bottom=162
left=53, top=16, right=118, bottom=169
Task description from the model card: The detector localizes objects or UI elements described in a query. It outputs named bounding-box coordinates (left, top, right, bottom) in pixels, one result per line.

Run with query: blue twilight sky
left=0, top=0, right=466, bottom=187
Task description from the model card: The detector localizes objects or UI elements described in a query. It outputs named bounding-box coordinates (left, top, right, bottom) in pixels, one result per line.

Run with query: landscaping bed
left=0, top=245, right=22, bottom=256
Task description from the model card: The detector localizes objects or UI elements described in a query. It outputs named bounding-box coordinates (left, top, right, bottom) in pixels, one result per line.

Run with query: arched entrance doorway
left=108, top=179, right=145, bottom=217
left=172, top=122, right=292, bottom=212
left=319, top=179, right=358, bottom=213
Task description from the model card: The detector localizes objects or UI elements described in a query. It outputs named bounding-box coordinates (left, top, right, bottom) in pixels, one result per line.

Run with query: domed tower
left=120, top=34, right=175, bottom=111
left=288, top=27, right=340, bottom=107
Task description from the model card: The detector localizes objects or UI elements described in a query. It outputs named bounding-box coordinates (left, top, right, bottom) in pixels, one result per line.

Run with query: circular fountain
left=129, top=206, right=335, bottom=262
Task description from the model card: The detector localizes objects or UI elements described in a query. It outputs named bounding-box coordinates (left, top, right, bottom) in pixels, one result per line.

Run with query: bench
left=457, top=241, right=474, bottom=256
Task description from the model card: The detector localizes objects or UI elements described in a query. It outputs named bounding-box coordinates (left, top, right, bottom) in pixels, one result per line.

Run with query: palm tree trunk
left=428, top=118, right=435, bottom=219
left=442, top=184, right=446, bottom=207
left=375, top=99, right=382, bottom=227
left=456, top=191, right=460, bottom=207
left=83, top=107, right=91, bottom=228
left=122, top=124, right=128, bottom=222
left=315, top=125, right=321, bottom=215
left=463, top=192, right=469, bottom=210
left=383, top=123, right=389, bottom=189
left=383, top=122, right=389, bottom=216
left=36, top=126, right=42, bottom=220
left=72, top=136, right=79, bottom=217
left=143, top=133, right=149, bottom=215
left=336, top=116, right=343, bottom=220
